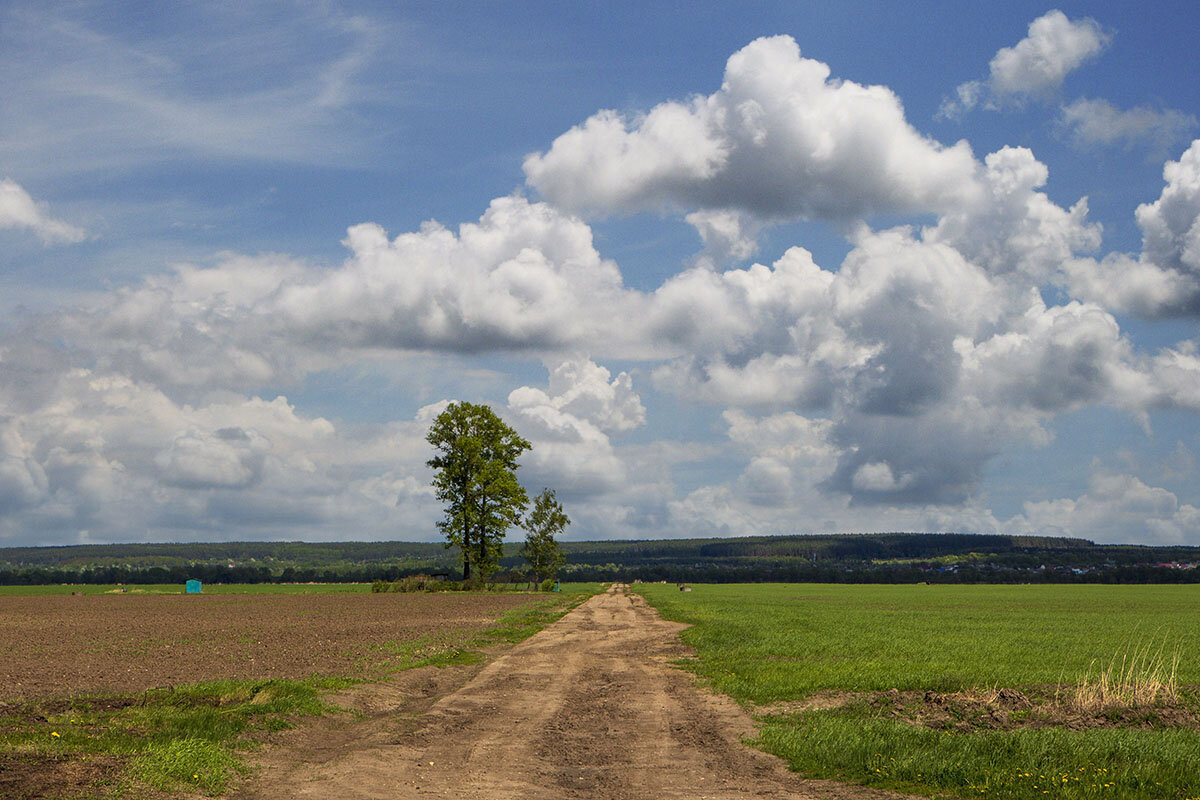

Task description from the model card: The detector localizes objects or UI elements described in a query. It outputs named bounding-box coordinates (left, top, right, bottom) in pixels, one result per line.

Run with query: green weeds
left=362, top=583, right=602, bottom=675
left=469, top=587, right=597, bottom=646
left=0, top=677, right=350, bottom=797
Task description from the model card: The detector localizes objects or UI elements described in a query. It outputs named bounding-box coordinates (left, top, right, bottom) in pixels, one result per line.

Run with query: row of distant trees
left=426, top=401, right=566, bottom=586
left=0, top=564, right=335, bottom=585
left=4, top=559, right=1198, bottom=587
left=556, top=563, right=1200, bottom=584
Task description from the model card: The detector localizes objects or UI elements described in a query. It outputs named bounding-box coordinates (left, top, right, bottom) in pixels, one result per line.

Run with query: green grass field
left=634, top=583, right=1200, bottom=800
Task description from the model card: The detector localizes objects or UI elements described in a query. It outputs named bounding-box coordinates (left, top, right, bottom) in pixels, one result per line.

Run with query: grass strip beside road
left=358, top=583, right=606, bottom=674
left=0, top=583, right=604, bottom=799
left=633, top=583, right=1200, bottom=800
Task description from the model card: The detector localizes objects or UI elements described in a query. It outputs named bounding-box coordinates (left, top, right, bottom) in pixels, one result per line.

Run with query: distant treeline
left=555, top=563, right=1200, bottom=584
left=0, top=540, right=447, bottom=568
left=2, top=533, right=1198, bottom=585
left=0, top=564, right=435, bottom=586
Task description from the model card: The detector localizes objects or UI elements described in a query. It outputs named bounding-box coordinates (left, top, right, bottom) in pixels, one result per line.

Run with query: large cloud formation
left=275, top=198, right=636, bottom=353
left=525, top=36, right=978, bottom=232
left=26, top=197, right=645, bottom=399
left=2, top=30, right=1199, bottom=546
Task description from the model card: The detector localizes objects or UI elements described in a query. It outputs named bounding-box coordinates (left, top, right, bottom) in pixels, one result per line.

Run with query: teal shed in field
left=185, top=579, right=202, bottom=594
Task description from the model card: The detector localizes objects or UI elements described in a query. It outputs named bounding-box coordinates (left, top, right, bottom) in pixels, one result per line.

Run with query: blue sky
left=2, top=1, right=1199, bottom=547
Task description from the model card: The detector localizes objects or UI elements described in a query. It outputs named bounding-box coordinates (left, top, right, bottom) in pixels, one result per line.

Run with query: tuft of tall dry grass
left=960, top=686, right=1001, bottom=705
left=1061, top=639, right=1181, bottom=712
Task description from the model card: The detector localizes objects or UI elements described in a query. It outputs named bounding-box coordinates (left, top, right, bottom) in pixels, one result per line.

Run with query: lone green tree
left=522, top=488, right=569, bottom=586
left=426, top=402, right=531, bottom=582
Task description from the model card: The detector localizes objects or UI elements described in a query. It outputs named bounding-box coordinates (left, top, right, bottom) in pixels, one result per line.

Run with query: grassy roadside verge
left=0, top=583, right=604, bottom=799
left=357, top=583, right=605, bottom=673
left=632, top=583, right=1200, bottom=800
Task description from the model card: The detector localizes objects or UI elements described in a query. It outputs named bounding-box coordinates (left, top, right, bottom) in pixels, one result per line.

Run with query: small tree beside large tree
left=426, top=402, right=530, bottom=583
left=522, top=488, right=568, bottom=587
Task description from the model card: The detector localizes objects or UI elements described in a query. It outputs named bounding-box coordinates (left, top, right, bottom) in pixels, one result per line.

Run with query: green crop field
left=634, top=583, right=1200, bottom=800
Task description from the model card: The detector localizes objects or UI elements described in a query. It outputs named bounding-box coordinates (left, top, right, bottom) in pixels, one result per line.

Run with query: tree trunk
left=477, top=496, right=489, bottom=579
left=477, top=522, right=487, bottom=579
left=462, top=524, right=472, bottom=581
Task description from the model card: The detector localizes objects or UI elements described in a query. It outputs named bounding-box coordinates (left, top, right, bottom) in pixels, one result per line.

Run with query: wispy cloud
left=1059, top=98, right=1197, bottom=155
left=0, top=1, right=403, bottom=176
left=0, top=178, right=85, bottom=244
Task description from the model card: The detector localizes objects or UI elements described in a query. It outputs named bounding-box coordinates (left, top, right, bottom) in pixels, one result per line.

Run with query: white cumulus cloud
left=525, top=35, right=978, bottom=226
left=924, top=146, right=1100, bottom=282
left=988, top=10, right=1110, bottom=98
left=940, top=10, right=1110, bottom=117
left=507, top=358, right=645, bottom=496
left=275, top=196, right=637, bottom=354
left=155, top=427, right=269, bottom=490
left=0, top=362, right=448, bottom=543
left=1023, top=471, right=1200, bottom=545
left=1065, top=139, right=1200, bottom=315
left=0, top=418, right=49, bottom=514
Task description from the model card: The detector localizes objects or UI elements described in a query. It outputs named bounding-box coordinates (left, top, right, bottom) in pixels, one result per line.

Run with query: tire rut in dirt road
left=236, top=585, right=908, bottom=799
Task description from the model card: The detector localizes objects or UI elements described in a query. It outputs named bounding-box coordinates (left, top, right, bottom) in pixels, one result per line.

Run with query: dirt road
left=236, top=585, right=900, bottom=799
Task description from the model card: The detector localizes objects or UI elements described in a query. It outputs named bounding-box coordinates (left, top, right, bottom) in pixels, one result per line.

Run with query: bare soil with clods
left=232, top=585, right=908, bottom=800
left=868, top=686, right=1200, bottom=733
left=0, top=592, right=542, bottom=701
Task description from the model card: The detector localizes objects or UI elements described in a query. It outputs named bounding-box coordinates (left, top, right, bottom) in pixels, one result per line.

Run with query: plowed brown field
left=0, top=592, right=543, bottom=701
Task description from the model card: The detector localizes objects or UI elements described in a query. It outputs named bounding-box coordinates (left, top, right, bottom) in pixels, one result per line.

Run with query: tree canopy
left=426, top=402, right=531, bottom=581
left=522, top=488, right=569, bottom=584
